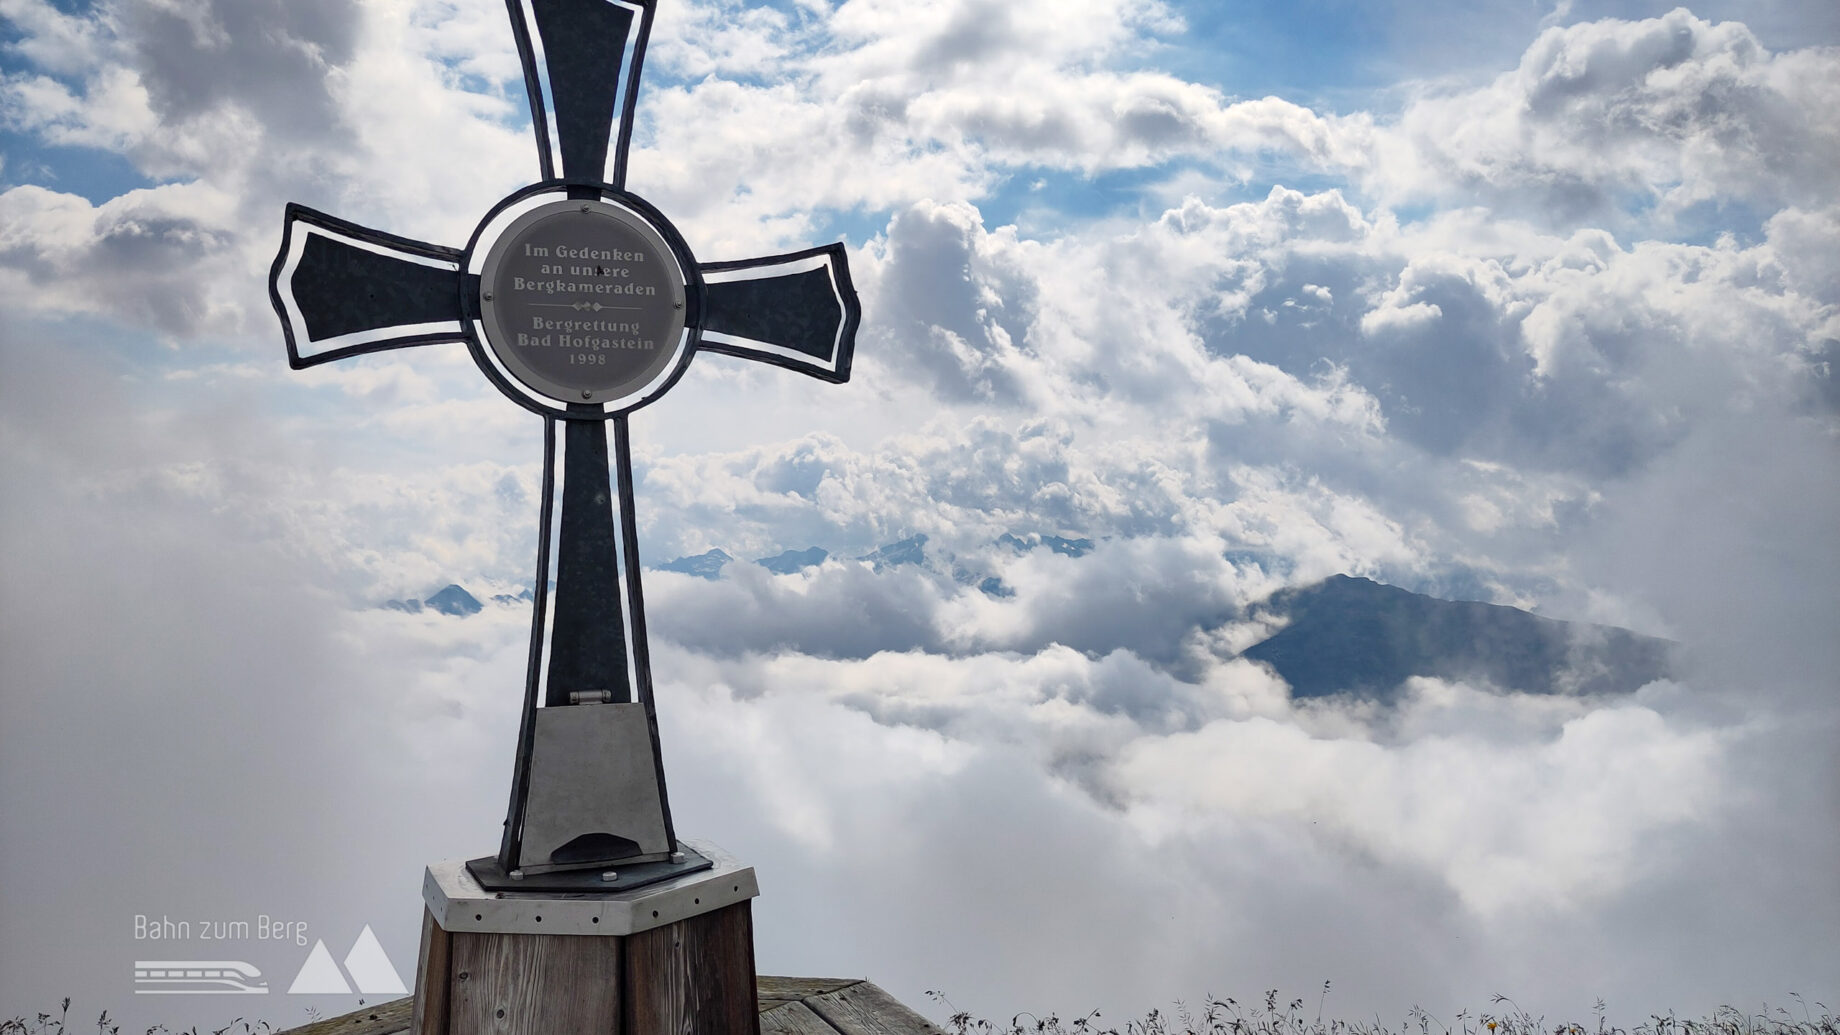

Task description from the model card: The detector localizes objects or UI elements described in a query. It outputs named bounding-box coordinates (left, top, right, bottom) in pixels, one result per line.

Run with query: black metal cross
left=269, top=0, right=859, bottom=890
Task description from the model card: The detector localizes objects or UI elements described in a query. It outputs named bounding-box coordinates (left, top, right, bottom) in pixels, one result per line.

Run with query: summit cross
left=268, top=0, right=860, bottom=889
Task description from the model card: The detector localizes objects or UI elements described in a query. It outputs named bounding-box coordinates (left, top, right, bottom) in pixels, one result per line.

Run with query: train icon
left=133, top=961, right=268, bottom=995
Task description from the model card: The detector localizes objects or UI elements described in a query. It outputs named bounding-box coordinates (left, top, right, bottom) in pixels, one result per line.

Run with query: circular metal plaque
left=478, top=199, right=688, bottom=406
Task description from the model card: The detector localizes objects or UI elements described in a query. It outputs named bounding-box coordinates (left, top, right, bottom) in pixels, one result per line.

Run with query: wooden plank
left=624, top=899, right=757, bottom=1035
left=279, top=971, right=935, bottom=1035
left=806, top=981, right=945, bottom=1035
left=448, top=930, right=621, bottom=1035
left=759, top=1001, right=843, bottom=1035
left=757, top=977, right=863, bottom=1001
left=280, top=997, right=414, bottom=1035
left=411, top=907, right=449, bottom=1035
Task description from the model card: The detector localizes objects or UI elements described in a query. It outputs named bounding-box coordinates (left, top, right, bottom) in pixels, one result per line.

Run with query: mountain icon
left=287, top=926, right=407, bottom=995
left=287, top=941, right=349, bottom=995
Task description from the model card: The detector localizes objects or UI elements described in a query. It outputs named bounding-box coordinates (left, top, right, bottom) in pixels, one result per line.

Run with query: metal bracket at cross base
left=269, top=0, right=860, bottom=892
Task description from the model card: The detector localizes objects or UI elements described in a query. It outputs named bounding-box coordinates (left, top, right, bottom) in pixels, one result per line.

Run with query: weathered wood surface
left=448, top=930, right=622, bottom=1035
left=760, top=1000, right=845, bottom=1035
left=623, top=900, right=758, bottom=1035
left=411, top=907, right=449, bottom=1035
left=805, top=981, right=945, bottom=1035
left=280, top=997, right=416, bottom=1035
left=757, top=976, right=861, bottom=1005
left=280, top=976, right=938, bottom=1035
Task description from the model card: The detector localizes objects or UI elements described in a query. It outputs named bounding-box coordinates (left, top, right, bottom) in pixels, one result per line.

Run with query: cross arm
left=269, top=203, right=469, bottom=369
left=511, top=0, right=655, bottom=187
left=699, top=243, right=861, bottom=384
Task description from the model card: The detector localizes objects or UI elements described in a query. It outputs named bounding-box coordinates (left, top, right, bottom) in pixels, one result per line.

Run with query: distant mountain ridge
left=998, top=532, right=1095, bottom=557
left=383, top=583, right=482, bottom=616
left=858, top=534, right=927, bottom=571
left=375, top=569, right=1667, bottom=707
left=655, top=531, right=1086, bottom=586
left=758, top=546, right=829, bottom=574
left=1239, top=574, right=1672, bottom=699
left=659, top=548, right=733, bottom=580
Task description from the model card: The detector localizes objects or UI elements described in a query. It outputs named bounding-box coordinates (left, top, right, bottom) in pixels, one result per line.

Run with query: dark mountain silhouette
left=383, top=583, right=483, bottom=615
left=758, top=546, right=829, bottom=574
left=858, top=534, right=926, bottom=571
left=659, top=548, right=733, bottom=580
left=424, top=584, right=483, bottom=616
left=1240, top=574, right=1672, bottom=699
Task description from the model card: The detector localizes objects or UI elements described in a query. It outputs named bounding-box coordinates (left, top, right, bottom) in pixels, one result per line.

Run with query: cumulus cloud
left=630, top=0, right=1381, bottom=246
left=632, top=2, right=1840, bottom=251
left=1112, top=681, right=1734, bottom=916
left=0, top=0, right=532, bottom=339
left=1377, top=9, right=1840, bottom=221
left=5, top=0, right=1832, bottom=342
left=0, top=180, right=243, bottom=335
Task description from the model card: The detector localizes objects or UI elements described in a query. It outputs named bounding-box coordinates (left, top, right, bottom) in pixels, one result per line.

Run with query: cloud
left=0, top=180, right=243, bottom=336
left=0, top=0, right=360, bottom=181
left=633, top=4, right=1840, bottom=248
left=1378, top=9, right=1840, bottom=221
left=628, top=0, right=1379, bottom=246
left=1111, top=681, right=1734, bottom=917
left=5, top=1, right=1832, bottom=350
left=0, top=0, right=534, bottom=339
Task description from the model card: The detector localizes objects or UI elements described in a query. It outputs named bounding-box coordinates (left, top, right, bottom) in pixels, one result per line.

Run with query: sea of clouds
left=1, top=0, right=1836, bottom=1030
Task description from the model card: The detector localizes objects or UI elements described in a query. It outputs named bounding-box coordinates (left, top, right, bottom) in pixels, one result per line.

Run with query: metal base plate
left=467, top=844, right=712, bottom=893
left=426, top=837, right=759, bottom=937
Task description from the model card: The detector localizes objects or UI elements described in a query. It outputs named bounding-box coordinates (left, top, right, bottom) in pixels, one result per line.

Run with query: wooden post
left=414, top=841, right=761, bottom=1035
left=625, top=901, right=759, bottom=1033
left=411, top=908, right=450, bottom=1035
left=413, top=902, right=757, bottom=1035
left=448, top=929, right=624, bottom=1035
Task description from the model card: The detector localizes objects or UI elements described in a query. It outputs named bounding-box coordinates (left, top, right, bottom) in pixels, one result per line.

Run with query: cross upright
left=269, top=0, right=860, bottom=890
